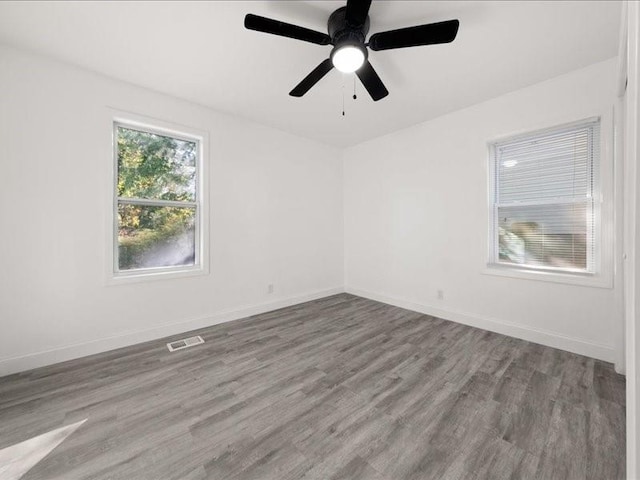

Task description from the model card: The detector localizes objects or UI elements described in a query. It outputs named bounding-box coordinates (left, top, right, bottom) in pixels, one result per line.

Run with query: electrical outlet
left=437, top=290, right=444, bottom=300
left=267, top=284, right=274, bottom=294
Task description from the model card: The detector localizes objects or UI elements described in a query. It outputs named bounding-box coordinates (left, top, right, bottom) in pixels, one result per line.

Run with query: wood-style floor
left=0, top=294, right=625, bottom=480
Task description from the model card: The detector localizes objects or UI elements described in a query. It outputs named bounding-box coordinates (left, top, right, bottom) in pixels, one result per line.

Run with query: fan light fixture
left=331, top=45, right=365, bottom=73
left=244, top=1, right=460, bottom=101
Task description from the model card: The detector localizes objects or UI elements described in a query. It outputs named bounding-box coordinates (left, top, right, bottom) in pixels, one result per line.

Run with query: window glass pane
left=497, top=202, right=589, bottom=271
left=118, top=203, right=196, bottom=271
left=117, top=126, right=197, bottom=202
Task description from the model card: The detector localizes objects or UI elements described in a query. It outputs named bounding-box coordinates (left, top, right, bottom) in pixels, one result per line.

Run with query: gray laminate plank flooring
left=0, top=294, right=625, bottom=480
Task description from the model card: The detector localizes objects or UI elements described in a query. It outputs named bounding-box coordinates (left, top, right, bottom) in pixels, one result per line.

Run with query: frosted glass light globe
left=332, top=46, right=365, bottom=73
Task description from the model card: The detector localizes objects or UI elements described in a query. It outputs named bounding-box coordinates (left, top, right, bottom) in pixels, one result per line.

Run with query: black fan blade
left=290, top=59, right=334, bottom=97
left=369, top=19, right=459, bottom=51
left=356, top=61, right=388, bottom=101
left=346, top=0, right=372, bottom=27
left=245, top=14, right=331, bottom=45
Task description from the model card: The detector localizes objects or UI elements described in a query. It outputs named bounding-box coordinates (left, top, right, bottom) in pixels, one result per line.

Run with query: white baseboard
left=345, top=287, right=616, bottom=363
left=1, top=285, right=618, bottom=377
left=0, top=287, right=344, bottom=377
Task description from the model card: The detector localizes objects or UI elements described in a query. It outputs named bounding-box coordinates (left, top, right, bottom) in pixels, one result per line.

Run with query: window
left=489, top=119, right=600, bottom=275
left=113, top=121, right=202, bottom=277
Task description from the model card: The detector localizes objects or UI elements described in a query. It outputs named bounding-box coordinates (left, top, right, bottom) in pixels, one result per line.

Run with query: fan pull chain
left=342, top=78, right=345, bottom=116
left=353, top=76, right=357, bottom=100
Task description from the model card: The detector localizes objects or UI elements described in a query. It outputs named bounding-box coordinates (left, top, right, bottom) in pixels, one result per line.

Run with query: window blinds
left=492, top=119, right=599, bottom=272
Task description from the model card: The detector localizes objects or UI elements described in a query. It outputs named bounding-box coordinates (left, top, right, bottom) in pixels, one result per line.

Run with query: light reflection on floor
left=0, top=419, right=86, bottom=480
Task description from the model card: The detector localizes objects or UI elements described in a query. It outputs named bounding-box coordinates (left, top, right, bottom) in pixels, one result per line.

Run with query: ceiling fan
left=244, top=0, right=459, bottom=101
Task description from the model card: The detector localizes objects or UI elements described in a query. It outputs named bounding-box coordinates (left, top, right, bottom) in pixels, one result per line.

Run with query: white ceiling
left=0, top=1, right=621, bottom=147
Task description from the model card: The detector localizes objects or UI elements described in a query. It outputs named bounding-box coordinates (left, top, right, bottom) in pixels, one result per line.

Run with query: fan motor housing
left=328, top=6, right=370, bottom=45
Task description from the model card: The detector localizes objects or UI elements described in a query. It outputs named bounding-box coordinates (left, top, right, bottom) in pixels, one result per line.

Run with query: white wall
left=0, top=46, right=344, bottom=375
left=344, top=58, right=621, bottom=363
left=0, top=44, right=625, bottom=377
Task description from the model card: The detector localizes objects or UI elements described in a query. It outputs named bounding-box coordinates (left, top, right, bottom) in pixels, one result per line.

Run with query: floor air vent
left=167, top=335, right=204, bottom=352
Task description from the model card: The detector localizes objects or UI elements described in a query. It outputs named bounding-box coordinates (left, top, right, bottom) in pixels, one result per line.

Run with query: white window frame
left=484, top=114, right=614, bottom=288
left=108, top=113, right=209, bottom=283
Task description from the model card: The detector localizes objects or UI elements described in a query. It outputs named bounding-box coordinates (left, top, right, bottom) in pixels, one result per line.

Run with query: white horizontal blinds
left=494, top=120, right=599, bottom=272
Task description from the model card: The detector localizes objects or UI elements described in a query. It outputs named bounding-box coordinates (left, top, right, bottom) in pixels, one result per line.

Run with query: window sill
left=482, top=264, right=612, bottom=289
left=107, top=265, right=208, bottom=286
